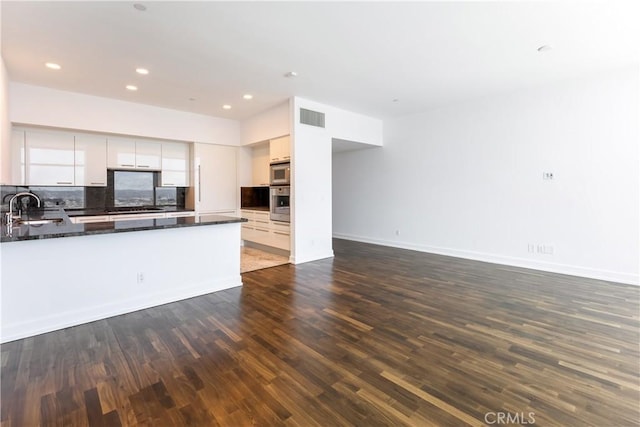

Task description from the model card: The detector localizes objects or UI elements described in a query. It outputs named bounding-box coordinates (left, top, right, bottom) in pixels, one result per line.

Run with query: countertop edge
left=1, top=215, right=247, bottom=243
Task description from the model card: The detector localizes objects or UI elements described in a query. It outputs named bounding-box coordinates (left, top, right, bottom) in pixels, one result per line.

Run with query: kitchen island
left=0, top=211, right=247, bottom=342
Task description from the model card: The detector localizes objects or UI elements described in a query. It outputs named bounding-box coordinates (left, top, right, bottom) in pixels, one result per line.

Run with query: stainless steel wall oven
left=270, top=186, right=290, bottom=222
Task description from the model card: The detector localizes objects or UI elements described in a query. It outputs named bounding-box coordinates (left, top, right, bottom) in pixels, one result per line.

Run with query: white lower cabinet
left=70, top=211, right=196, bottom=223
left=70, top=215, right=110, bottom=224
left=165, top=211, right=195, bottom=218
left=109, top=213, right=166, bottom=221
left=241, top=209, right=290, bottom=250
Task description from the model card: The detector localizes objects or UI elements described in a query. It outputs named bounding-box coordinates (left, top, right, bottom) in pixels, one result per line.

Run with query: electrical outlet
left=395, top=229, right=400, bottom=236
left=543, top=172, right=554, bottom=180
left=527, top=244, right=534, bottom=253
left=137, top=272, right=145, bottom=283
left=535, top=245, right=554, bottom=255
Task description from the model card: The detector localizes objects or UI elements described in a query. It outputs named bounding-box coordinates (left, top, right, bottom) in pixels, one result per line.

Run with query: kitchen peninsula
left=0, top=211, right=246, bottom=342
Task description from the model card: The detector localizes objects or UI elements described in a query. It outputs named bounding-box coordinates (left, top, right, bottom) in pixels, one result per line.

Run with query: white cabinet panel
left=107, top=138, right=161, bottom=170
left=75, top=134, right=107, bottom=186
left=251, top=143, right=270, bottom=186
left=195, top=143, right=237, bottom=213
left=241, top=208, right=290, bottom=250
left=107, top=138, right=136, bottom=169
left=109, top=212, right=166, bottom=221
left=161, top=170, right=188, bottom=187
left=269, top=135, right=290, bottom=164
left=71, top=215, right=110, bottom=224
left=135, top=141, right=161, bottom=170
left=161, top=141, right=190, bottom=186
left=10, top=129, right=25, bottom=185
left=165, top=211, right=195, bottom=218
left=25, top=129, right=75, bottom=186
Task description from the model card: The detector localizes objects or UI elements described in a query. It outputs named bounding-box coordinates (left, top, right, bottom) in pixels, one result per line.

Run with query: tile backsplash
left=0, top=185, right=185, bottom=211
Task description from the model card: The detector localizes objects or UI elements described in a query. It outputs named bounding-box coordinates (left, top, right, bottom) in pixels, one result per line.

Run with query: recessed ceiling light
left=189, top=97, right=196, bottom=101
left=243, top=94, right=253, bottom=100
left=133, top=3, right=147, bottom=11
left=45, top=62, right=61, bottom=70
left=537, top=45, right=553, bottom=52
left=126, top=85, right=138, bottom=91
left=136, top=68, right=149, bottom=75
left=392, top=98, right=399, bottom=103
left=284, top=71, right=298, bottom=78
left=222, top=104, right=232, bottom=110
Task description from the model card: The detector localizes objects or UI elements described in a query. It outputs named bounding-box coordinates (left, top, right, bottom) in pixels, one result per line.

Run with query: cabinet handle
left=164, top=183, right=175, bottom=186
left=274, top=231, right=290, bottom=236
left=198, top=165, right=202, bottom=202
left=137, top=165, right=150, bottom=168
left=90, top=182, right=105, bottom=185
left=255, top=228, right=268, bottom=233
left=120, top=164, right=135, bottom=167
left=57, top=181, right=72, bottom=185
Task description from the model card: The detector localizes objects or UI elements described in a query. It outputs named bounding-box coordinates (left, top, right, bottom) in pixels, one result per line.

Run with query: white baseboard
left=290, top=250, right=335, bottom=265
left=333, top=233, right=639, bottom=286
left=1, top=276, right=242, bottom=344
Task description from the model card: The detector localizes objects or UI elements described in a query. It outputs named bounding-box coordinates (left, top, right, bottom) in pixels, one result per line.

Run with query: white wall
left=291, top=98, right=333, bottom=263
left=9, top=83, right=240, bottom=145
left=327, top=105, right=383, bottom=147
left=333, top=66, right=639, bottom=285
left=0, top=57, right=11, bottom=184
left=241, top=100, right=290, bottom=145
left=291, top=97, right=383, bottom=264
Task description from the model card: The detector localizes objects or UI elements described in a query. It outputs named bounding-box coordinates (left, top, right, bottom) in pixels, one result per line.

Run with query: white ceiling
left=2, top=1, right=639, bottom=121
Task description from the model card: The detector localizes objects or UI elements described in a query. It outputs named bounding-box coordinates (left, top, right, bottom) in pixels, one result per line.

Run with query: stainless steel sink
left=15, top=218, right=65, bottom=225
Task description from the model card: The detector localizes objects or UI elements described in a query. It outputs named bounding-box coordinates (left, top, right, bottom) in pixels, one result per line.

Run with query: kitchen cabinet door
left=251, top=143, right=270, bottom=186
left=108, top=138, right=161, bottom=170
left=195, top=143, right=237, bottom=213
left=9, top=129, right=25, bottom=185
left=135, top=141, right=162, bottom=170
left=71, top=215, right=110, bottom=224
left=25, top=129, right=75, bottom=186
left=269, top=135, right=290, bottom=164
left=107, top=137, right=136, bottom=169
left=165, top=211, right=195, bottom=218
left=75, top=134, right=107, bottom=186
left=161, top=141, right=190, bottom=186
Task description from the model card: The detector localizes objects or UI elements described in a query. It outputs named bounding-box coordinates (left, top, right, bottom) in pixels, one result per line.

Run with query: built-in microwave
left=270, top=186, right=290, bottom=222
left=270, top=162, right=290, bottom=186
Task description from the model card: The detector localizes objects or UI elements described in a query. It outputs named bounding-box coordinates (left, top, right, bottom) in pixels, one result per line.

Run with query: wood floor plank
left=1, top=238, right=638, bottom=426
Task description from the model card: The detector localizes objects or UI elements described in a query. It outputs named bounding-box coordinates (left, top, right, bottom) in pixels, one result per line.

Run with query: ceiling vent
left=300, top=108, right=325, bottom=128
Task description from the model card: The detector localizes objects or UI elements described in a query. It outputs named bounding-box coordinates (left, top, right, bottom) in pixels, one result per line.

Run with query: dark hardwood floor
left=1, top=239, right=639, bottom=426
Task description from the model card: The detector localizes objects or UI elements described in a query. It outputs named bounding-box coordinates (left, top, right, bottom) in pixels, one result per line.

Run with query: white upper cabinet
left=25, top=129, right=75, bottom=186
left=269, top=135, right=290, bottom=164
left=75, top=134, right=107, bottom=186
left=251, top=143, right=270, bottom=186
left=195, top=143, right=237, bottom=213
left=161, top=141, right=190, bottom=187
left=135, top=141, right=162, bottom=169
left=10, top=129, right=26, bottom=185
left=107, top=137, right=136, bottom=169
left=107, top=138, right=161, bottom=170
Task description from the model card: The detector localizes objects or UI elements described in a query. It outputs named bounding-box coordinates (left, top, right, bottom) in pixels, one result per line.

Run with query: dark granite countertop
left=1, top=208, right=246, bottom=243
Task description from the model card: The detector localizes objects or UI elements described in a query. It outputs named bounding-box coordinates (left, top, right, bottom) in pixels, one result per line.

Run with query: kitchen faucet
left=5, top=192, right=41, bottom=227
